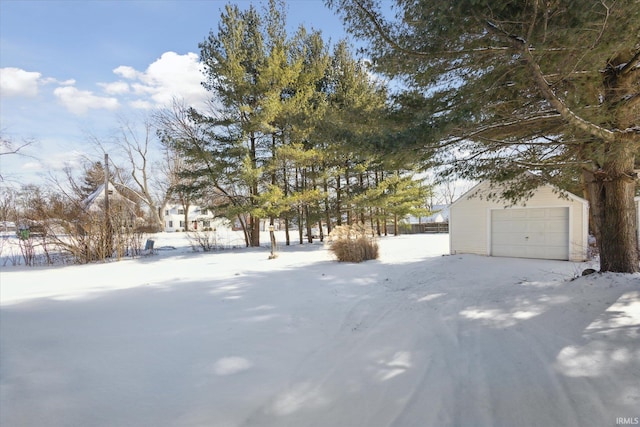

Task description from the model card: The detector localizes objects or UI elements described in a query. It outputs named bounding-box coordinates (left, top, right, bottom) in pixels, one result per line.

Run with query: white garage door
left=491, top=207, right=569, bottom=260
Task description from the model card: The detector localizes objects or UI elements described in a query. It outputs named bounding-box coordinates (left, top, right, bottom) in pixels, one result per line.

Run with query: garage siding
left=450, top=181, right=588, bottom=261
left=449, top=192, right=490, bottom=256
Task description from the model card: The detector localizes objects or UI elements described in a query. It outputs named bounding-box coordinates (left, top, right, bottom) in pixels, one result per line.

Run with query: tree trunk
left=250, top=214, right=260, bottom=247
left=283, top=164, right=290, bottom=246
left=285, top=216, right=290, bottom=246
left=322, top=159, right=331, bottom=236
left=595, top=51, right=639, bottom=273
left=335, top=173, right=342, bottom=226
left=304, top=168, right=313, bottom=243
left=183, top=202, right=190, bottom=232
left=375, top=171, right=381, bottom=236
left=594, top=142, right=639, bottom=273
left=157, top=206, right=165, bottom=233
left=323, top=163, right=332, bottom=235
left=298, top=207, right=304, bottom=244
left=249, top=132, right=260, bottom=247
left=237, top=214, right=250, bottom=247
left=393, top=214, right=399, bottom=236
left=369, top=208, right=375, bottom=235
left=305, top=205, right=313, bottom=243
left=582, top=168, right=603, bottom=243
left=345, top=165, right=351, bottom=225
left=296, top=168, right=303, bottom=244
left=311, top=166, right=321, bottom=242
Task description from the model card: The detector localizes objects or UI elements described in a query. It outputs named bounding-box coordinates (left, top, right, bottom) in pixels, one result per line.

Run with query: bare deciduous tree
left=0, top=131, right=36, bottom=182
left=113, top=118, right=168, bottom=231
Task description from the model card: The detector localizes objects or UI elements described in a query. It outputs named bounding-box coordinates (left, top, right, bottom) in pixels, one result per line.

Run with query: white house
left=84, top=183, right=135, bottom=213
left=83, top=183, right=140, bottom=226
left=163, top=204, right=217, bottom=232
left=449, top=181, right=589, bottom=261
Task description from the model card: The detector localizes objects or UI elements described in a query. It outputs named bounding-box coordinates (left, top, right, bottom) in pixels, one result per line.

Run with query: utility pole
left=104, top=153, right=113, bottom=257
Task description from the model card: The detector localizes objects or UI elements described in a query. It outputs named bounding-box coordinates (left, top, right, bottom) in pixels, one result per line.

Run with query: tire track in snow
left=240, top=262, right=447, bottom=426
left=239, top=255, right=638, bottom=427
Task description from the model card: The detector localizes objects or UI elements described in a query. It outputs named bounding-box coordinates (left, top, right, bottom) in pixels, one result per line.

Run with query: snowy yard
left=1, top=233, right=639, bottom=427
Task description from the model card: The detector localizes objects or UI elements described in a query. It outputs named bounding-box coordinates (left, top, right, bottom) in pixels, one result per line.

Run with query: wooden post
left=268, top=224, right=277, bottom=259
left=104, top=153, right=113, bottom=257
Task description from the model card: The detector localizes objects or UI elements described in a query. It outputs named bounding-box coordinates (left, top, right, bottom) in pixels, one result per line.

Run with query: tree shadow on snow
left=1, top=252, right=638, bottom=427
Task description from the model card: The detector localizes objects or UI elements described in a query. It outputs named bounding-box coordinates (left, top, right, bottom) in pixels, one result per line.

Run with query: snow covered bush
left=327, top=223, right=379, bottom=263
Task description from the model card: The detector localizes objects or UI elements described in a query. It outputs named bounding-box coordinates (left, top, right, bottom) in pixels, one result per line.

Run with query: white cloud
left=47, top=150, right=86, bottom=170
left=99, top=81, right=130, bottom=95
left=3, top=52, right=208, bottom=118
left=21, top=161, right=44, bottom=172
left=211, top=357, right=253, bottom=376
left=129, top=99, right=154, bottom=110
left=41, top=77, right=76, bottom=86
left=0, top=67, right=42, bottom=97
left=131, top=82, right=156, bottom=96
left=113, top=51, right=210, bottom=110
left=53, top=86, right=119, bottom=115
left=21, top=150, right=85, bottom=173
left=113, top=65, right=140, bottom=80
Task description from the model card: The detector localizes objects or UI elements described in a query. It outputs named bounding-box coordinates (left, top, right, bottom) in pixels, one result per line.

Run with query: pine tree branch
left=459, top=113, right=564, bottom=141
left=348, top=1, right=573, bottom=58
left=486, top=20, right=617, bottom=143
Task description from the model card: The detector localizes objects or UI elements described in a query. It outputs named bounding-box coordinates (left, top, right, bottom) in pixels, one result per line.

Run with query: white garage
left=449, top=181, right=589, bottom=261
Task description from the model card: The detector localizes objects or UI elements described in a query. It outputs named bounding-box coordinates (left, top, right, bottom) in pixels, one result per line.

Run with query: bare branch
left=0, top=136, right=36, bottom=157
left=591, top=0, right=611, bottom=49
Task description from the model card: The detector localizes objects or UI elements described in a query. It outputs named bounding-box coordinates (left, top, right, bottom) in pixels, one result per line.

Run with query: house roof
left=83, top=183, right=135, bottom=211
left=83, top=184, right=105, bottom=207
left=426, top=204, right=450, bottom=222
left=451, top=179, right=588, bottom=208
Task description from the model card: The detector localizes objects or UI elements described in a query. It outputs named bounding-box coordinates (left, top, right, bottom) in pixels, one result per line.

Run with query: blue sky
left=0, top=0, right=350, bottom=184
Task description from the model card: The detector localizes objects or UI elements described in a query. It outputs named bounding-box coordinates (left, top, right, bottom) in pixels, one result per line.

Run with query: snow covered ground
left=1, top=233, right=638, bottom=427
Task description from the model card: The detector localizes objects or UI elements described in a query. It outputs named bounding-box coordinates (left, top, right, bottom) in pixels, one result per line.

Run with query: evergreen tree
left=318, top=41, right=390, bottom=228
left=79, top=161, right=107, bottom=198
left=160, top=2, right=431, bottom=245
left=330, top=0, right=640, bottom=272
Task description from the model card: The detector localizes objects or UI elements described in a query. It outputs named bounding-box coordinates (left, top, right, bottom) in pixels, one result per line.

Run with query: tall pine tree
left=330, top=0, right=640, bottom=272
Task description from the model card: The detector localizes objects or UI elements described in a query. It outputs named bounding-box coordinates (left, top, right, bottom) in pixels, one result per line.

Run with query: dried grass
left=327, top=223, right=379, bottom=263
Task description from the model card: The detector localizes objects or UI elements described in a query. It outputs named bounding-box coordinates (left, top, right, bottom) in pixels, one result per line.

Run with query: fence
left=385, top=222, right=449, bottom=235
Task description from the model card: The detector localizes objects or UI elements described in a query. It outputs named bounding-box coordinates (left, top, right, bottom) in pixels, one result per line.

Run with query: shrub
left=327, top=223, right=379, bottom=263
left=186, top=229, right=219, bottom=252
left=135, top=223, right=161, bottom=233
